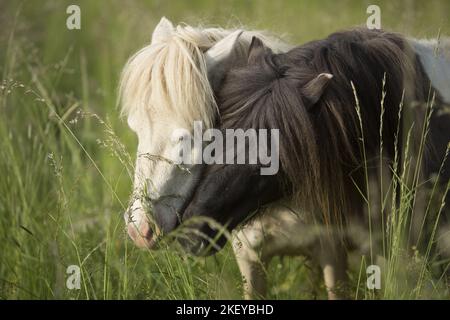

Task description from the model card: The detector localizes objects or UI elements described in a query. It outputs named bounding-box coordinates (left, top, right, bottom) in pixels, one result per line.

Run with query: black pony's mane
left=217, top=28, right=431, bottom=219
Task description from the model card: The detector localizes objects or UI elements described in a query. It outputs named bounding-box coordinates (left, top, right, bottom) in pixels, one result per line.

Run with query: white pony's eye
left=171, top=128, right=191, bottom=145
left=177, top=133, right=192, bottom=145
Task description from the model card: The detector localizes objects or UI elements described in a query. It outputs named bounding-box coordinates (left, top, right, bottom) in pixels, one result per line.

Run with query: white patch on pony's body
left=411, top=38, right=450, bottom=103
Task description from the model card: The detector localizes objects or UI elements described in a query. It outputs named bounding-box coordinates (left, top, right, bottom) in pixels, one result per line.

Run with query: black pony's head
left=180, top=37, right=334, bottom=255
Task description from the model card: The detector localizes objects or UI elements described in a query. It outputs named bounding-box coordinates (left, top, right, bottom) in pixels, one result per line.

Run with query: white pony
left=119, top=17, right=290, bottom=244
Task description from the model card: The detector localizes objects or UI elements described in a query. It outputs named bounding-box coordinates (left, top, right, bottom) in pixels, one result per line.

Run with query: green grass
left=0, top=0, right=449, bottom=299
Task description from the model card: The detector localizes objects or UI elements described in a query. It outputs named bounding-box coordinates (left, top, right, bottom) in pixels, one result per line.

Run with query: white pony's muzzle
left=125, top=200, right=158, bottom=249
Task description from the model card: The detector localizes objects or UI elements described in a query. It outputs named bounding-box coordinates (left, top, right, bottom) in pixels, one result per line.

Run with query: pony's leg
left=232, top=225, right=269, bottom=299
left=317, top=240, right=348, bottom=300
left=438, top=193, right=450, bottom=279
left=304, top=259, right=323, bottom=300
left=437, top=221, right=450, bottom=280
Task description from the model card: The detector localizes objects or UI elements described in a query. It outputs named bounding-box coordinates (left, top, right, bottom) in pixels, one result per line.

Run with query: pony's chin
left=178, top=234, right=227, bottom=256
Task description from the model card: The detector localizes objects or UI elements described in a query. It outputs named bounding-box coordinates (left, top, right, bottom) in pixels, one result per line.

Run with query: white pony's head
left=119, top=17, right=290, bottom=249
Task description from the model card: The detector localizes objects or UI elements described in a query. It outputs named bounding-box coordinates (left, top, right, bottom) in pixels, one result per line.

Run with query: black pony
left=181, top=28, right=450, bottom=255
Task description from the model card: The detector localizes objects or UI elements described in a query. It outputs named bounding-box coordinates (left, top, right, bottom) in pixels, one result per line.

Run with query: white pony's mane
left=119, top=23, right=291, bottom=130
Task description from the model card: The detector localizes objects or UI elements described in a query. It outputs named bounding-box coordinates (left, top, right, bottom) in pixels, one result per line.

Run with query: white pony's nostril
left=142, top=223, right=153, bottom=240
left=127, top=219, right=156, bottom=249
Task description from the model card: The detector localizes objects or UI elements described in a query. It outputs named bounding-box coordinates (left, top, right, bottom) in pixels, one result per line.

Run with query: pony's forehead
left=222, top=56, right=308, bottom=95
left=126, top=103, right=197, bottom=130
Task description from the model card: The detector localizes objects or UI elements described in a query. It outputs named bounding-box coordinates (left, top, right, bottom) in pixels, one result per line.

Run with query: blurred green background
left=0, top=0, right=449, bottom=299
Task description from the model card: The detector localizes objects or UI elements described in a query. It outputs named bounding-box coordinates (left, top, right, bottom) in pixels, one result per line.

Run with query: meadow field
left=0, top=0, right=449, bottom=299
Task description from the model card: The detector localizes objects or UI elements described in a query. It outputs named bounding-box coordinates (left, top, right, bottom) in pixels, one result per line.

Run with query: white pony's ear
left=151, top=17, right=174, bottom=44
left=205, top=30, right=244, bottom=92
left=248, top=36, right=271, bottom=64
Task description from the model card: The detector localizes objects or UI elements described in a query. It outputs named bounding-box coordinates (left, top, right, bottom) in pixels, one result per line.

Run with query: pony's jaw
left=178, top=230, right=227, bottom=256
left=178, top=164, right=285, bottom=255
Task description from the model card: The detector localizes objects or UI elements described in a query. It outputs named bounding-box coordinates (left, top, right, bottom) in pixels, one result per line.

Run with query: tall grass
left=351, top=77, right=449, bottom=299
left=0, top=0, right=449, bottom=300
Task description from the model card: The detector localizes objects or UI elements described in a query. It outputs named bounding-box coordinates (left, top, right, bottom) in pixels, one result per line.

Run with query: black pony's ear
left=204, top=30, right=244, bottom=92
left=248, top=36, right=271, bottom=64
left=301, top=73, right=333, bottom=106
